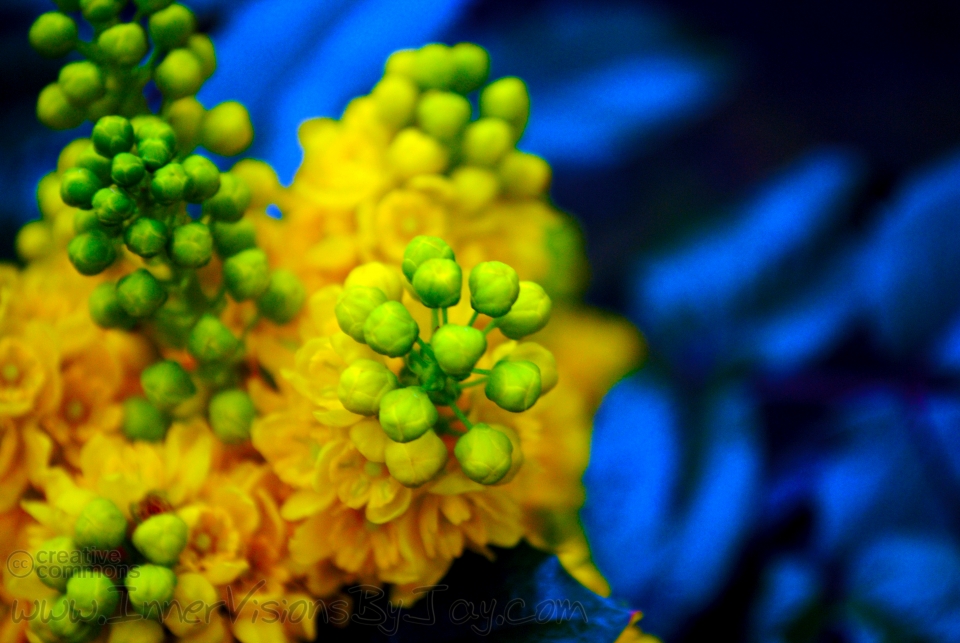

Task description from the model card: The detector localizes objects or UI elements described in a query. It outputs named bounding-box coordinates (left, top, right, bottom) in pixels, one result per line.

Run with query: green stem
left=460, top=377, right=488, bottom=388
left=449, top=404, right=473, bottom=430
left=441, top=308, right=448, bottom=325
left=482, top=319, right=499, bottom=336
left=472, top=368, right=492, bottom=375
left=430, top=309, right=439, bottom=337
left=467, top=311, right=479, bottom=327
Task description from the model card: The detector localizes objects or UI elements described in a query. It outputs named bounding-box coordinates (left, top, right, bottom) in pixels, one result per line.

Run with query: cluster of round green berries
left=334, top=235, right=555, bottom=488
left=31, top=497, right=187, bottom=642
left=30, top=0, right=252, bottom=155
left=371, top=42, right=551, bottom=203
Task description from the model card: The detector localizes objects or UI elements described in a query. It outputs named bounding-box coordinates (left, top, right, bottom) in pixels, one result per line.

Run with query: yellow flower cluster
left=1, top=41, right=649, bottom=643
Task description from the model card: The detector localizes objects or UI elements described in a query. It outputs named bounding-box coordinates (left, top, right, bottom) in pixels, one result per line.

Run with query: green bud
left=169, top=221, right=213, bottom=268
left=384, top=429, right=448, bottom=487
left=97, top=23, right=148, bottom=66
left=480, top=77, right=530, bottom=137
left=256, top=269, right=306, bottom=324
left=416, top=91, right=471, bottom=142
left=155, top=49, right=204, bottom=99
left=124, top=564, right=176, bottom=619
left=124, top=217, right=168, bottom=258
left=211, top=218, right=256, bottom=257
left=148, top=3, right=195, bottom=50
left=412, top=258, right=462, bottom=308
left=89, top=282, right=135, bottom=329
left=430, top=324, right=487, bottom=378
left=335, top=285, right=389, bottom=342
left=222, top=248, right=270, bottom=300
left=122, top=396, right=169, bottom=442
left=462, top=118, right=514, bottom=166
left=150, top=162, right=190, bottom=204
left=186, top=314, right=238, bottom=362
left=93, top=187, right=135, bottom=226
left=35, top=537, right=79, bottom=592
left=202, top=172, right=251, bottom=222
left=48, top=595, right=101, bottom=643
left=74, top=209, right=101, bottom=235
left=58, top=62, right=104, bottom=106
left=450, top=43, right=490, bottom=94
left=208, top=389, right=256, bottom=444
left=485, top=360, right=541, bottom=412
left=133, top=117, right=177, bottom=148
left=181, top=154, right=220, bottom=202
left=60, top=167, right=102, bottom=209
left=74, top=497, right=127, bottom=550
left=499, top=151, right=551, bottom=197
left=76, top=145, right=113, bottom=186
left=85, top=91, right=120, bottom=124
left=37, top=83, right=85, bottom=130
left=134, top=0, right=174, bottom=12
left=117, top=268, right=167, bottom=318
left=402, top=235, right=455, bottom=282
left=363, top=301, right=419, bottom=357
left=454, top=423, right=513, bottom=484
left=111, top=152, right=146, bottom=186
left=80, top=0, right=121, bottom=23
left=29, top=13, right=77, bottom=58
left=372, top=74, right=419, bottom=129
left=469, top=261, right=520, bottom=317
left=92, top=115, right=134, bottom=158
left=495, top=281, right=552, bottom=339
left=505, top=342, right=558, bottom=394
left=187, top=34, right=216, bottom=79
left=131, top=513, right=188, bottom=566
left=137, top=138, right=174, bottom=171
left=141, top=359, right=196, bottom=411
left=66, top=569, right=120, bottom=621
left=337, top=359, right=399, bottom=416
left=68, top=231, right=116, bottom=275
left=413, top=43, right=455, bottom=90
left=200, top=101, right=254, bottom=157
left=378, top=386, right=438, bottom=443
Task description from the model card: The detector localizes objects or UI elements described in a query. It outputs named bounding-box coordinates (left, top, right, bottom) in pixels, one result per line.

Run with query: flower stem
left=482, top=319, right=498, bottom=336
left=467, top=311, right=479, bottom=327
left=449, top=404, right=473, bottom=429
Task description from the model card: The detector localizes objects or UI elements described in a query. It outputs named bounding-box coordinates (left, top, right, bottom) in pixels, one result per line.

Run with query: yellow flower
left=0, top=328, right=59, bottom=421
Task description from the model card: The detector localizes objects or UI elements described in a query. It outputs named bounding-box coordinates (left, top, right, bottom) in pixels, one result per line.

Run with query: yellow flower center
left=363, top=461, right=384, bottom=478
left=1, top=363, right=19, bottom=384
left=194, top=533, right=212, bottom=553
left=65, top=399, right=86, bottom=422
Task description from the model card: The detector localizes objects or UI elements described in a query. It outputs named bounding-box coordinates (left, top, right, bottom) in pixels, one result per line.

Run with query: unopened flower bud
left=138, top=138, right=174, bottom=171
left=68, top=231, right=115, bottom=275
left=74, top=209, right=102, bottom=235
left=499, top=151, right=551, bottom=197
left=165, top=96, right=204, bottom=152
left=170, top=221, right=213, bottom=268
left=378, top=386, right=438, bottom=443
left=111, top=152, right=146, bottom=186
left=89, top=282, right=135, bottom=329
left=372, top=74, right=418, bottom=129
left=208, top=389, right=256, bottom=444
left=451, top=166, right=499, bottom=213
left=363, top=301, right=419, bottom=357
left=74, top=497, right=127, bottom=550
left=335, top=286, right=389, bottom=342
left=200, top=101, right=253, bottom=156
left=480, top=76, right=530, bottom=137
left=338, top=359, right=398, bottom=416
left=345, top=262, right=404, bottom=301
left=124, top=564, right=176, bottom=619
left=117, top=268, right=167, bottom=318
left=132, top=513, right=188, bottom=566
left=151, top=162, right=190, bottom=204
left=506, top=342, right=558, bottom=394
left=124, top=217, right=168, bottom=258
left=485, top=360, right=541, bottom=412
left=48, top=595, right=101, bottom=643
left=462, top=118, right=513, bottom=166
left=134, top=117, right=177, bottom=147
left=15, top=221, right=53, bottom=261
left=401, top=235, right=455, bottom=282
left=413, top=43, right=455, bottom=90
left=141, top=359, right=195, bottom=411
left=97, top=23, right=148, bottom=66
left=66, top=569, right=120, bottom=621
left=181, top=154, right=220, bottom=202
left=59, top=62, right=105, bottom=106
left=92, top=115, right=134, bottom=158
left=385, top=49, right=416, bottom=77
left=469, top=261, right=520, bottom=317
left=80, top=0, right=122, bottom=23
left=202, top=172, right=251, bottom=222
left=36, top=537, right=79, bottom=592
left=417, top=91, right=471, bottom=142
left=450, top=43, right=490, bottom=94
left=93, top=187, right=135, bottom=226
left=256, top=270, right=306, bottom=324
left=495, top=281, right=552, bottom=339
left=187, top=34, right=216, bottom=79
left=222, top=248, right=270, bottom=300
left=430, top=324, right=487, bottom=378
left=384, top=429, right=448, bottom=487
left=60, top=167, right=102, bottom=209
left=37, top=83, right=85, bottom=129
left=76, top=145, right=112, bottom=186
left=454, top=423, right=513, bottom=485
left=230, top=159, right=278, bottom=209
left=412, top=258, right=461, bottom=308
left=29, top=12, right=77, bottom=58
left=148, top=3, right=195, bottom=50
left=211, top=218, right=256, bottom=257
left=187, top=314, right=238, bottom=362
left=155, top=48, right=204, bottom=99
left=387, top=127, right=448, bottom=179
left=163, top=572, right=217, bottom=637
left=122, top=396, right=169, bottom=442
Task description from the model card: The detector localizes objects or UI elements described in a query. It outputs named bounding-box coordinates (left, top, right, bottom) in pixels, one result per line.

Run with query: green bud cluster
left=335, top=237, right=556, bottom=488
